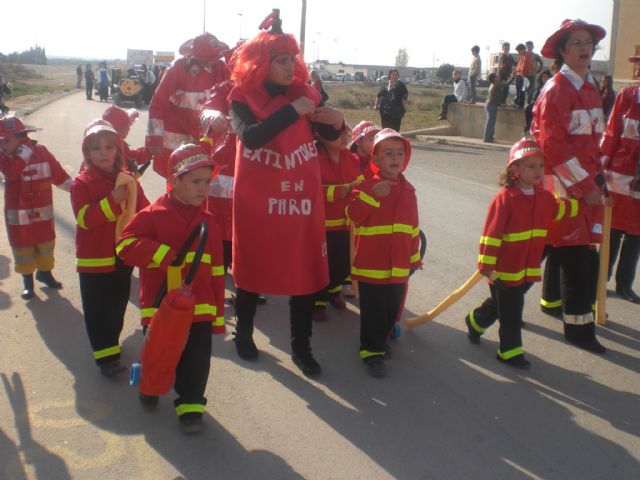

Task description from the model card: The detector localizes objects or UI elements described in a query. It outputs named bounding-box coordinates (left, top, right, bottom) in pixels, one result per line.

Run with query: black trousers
left=79, top=262, right=133, bottom=365
left=470, top=282, right=532, bottom=356
left=608, top=228, right=640, bottom=289
left=541, top=245, right=598, bottom=317
left=541, top=246, right=562, bottom=311
left=358, top=282, right=406, bottom=357
left=173, top=322, right=211, bottom=416
left=317, top=230, right=351, bottom=304
left=380, top=114, right=401, bottom=132
left=235, top=287, right=320, bottom=354
left=85, top=81, right=93, bottom=100
left=439, top=94, right=458, bottom=118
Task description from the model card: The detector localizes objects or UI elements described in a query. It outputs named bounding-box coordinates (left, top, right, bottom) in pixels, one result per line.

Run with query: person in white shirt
left=438, top=69, right=467, bottom=120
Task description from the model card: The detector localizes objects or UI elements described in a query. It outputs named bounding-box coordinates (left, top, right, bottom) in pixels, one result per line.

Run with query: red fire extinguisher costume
left=600, top=55, right=640, bottom=302
left=146, top=33, right=228, bottom=178
left=531, top=18, right=607, bottom=353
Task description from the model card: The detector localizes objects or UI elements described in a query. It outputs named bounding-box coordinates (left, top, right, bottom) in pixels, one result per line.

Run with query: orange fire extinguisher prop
left=130, top=222, right=209, bottom=395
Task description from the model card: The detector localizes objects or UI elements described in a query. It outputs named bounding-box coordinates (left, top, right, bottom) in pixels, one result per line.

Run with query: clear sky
left=2, top=0, right=613, bottom=67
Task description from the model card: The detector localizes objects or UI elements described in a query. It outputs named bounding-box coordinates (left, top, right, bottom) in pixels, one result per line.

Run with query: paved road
left=1, top=92, right=639, bottom=479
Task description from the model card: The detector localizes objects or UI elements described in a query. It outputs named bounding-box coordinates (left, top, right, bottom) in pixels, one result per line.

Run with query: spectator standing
left=438, top=69, right=467, bottom=120
left=96, top=62, right=110, bottom=102
left=76, top=65, right=83, bottom=88
left=310, top=69, right=329, bottom=104
left=483, top=73, right=503, bottom=143
left=498, top=42, right=516, bottom=104
left=525, top=41, right=543, bottom=104
left=524, top=70, right=552, bottom=135
left=468, top=45, right=481, bottom=104
left=513, top=43, right=529, bottom=108
left=375, top=69, right=409, bottom=132
left=84, top=64, right=95, bottom=101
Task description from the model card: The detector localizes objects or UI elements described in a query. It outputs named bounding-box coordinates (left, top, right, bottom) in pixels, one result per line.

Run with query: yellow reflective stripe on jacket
left=152, top=244, right=171, bottom=266
left=477, top=254, right=497, bottom=265
left=356, top=224, right=419, bottom=236
left=352, top=266, right=410, bottom=279
left=326, top=185, right=336, bottom=202
left=497, top=346, right=524, bottom=360
left=175, top=403, right=205, bottom=416
left=568, top=199, right=579, bottom=217
left=555, top=201, right=566, bottom=221
left=479, top=236, right=502, bottom=247
left=211, top=265, right=225, bottom=276
left=502, top=229, right=547, bottom=242
left=99, top=197, right=116, bottom=221
left=141, top=304, right=217, bottom=317
left=185, top=252, right=211, bottom=264
left=495, top=268, right=541, bottom=281
left=93, top=345, right=121, bottom=360
left=76, top=257, right=116, bottom=267
left=115, top=237, right=136, bottom=255
left=359, top=191, right=380, bottom=208
left=410, top=251, right=421, bottom=263
left=76, top=204, right=90, bottom=230
left=325, top=218, right=347, bottom=228
left=213, top=316, right=224, bottom=327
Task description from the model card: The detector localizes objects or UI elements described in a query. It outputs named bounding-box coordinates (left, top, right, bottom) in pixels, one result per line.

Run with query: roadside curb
left=19, top=90, right=82, bottom=118
left=413, top=135, right=512, bottom=151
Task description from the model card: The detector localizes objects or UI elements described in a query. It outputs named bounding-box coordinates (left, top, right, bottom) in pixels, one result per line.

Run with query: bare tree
left=395, top=48, right=409, bottom=68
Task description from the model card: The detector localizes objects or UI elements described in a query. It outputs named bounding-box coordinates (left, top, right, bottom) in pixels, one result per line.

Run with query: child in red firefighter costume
left=346, top=129, right=421, bottom=378
left=117, top=143, right=225, bottom=434
left=145, top=32, right=228, bottom=178
left=71, top=123, right=149, bottom=377
left=531, top=19, right=607, bottom=354
left=0, top=115, right=72, bottom=299
left=466, top=139, right=581, bottom=370
left=228, top=10, right=345, bottom=375
left=601, top=54, right=640, bottom=304
left=314, top=125, right=363, bottom=321
left=350, top=120, right=381, bottom=176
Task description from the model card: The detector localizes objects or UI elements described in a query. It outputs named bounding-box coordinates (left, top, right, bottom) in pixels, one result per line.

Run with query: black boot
left=21, top=274, right=35, bottom=300
left=563, top=322, right=579, bottom=345
left=574, top=323, right=606, bottom=354
left=233, top=290, right=259, bottom=360
left=291, top=344, right=322, bottom=376
left=35, top=270, right=63, bottom=289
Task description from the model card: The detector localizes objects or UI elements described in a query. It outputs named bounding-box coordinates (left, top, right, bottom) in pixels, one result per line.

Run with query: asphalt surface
left=1, top=91, right=639, bottom=479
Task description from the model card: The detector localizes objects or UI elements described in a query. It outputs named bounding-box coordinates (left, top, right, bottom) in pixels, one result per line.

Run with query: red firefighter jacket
left=346, top=173, right=421, bottom=284
left=318, top=146, right=363, bottom=231
left=201, top=80, right=235, bottom=241
left=229, top=83, right=329, bottom=295
left=600, top=85, right=640, bottom=234
left=477, top=185, right=579, bottom=286
left=0, top=139, right=71, bottom=248
left=531, top=65, right=605, bottom=246
left=116, top=193, right=225, bottom=332
left=146, top=58, right=228, bottom=177
left=71, top=166, right=149, bottom=273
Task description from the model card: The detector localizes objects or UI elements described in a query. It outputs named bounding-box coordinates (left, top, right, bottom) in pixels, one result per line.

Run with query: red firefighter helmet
left=370, top=128, right=412, bottom=174
left=508, top=138, right=545, bottom=167
left=0, top=115, right=39, bottom=138
left=351, top=120, right=381, bottom=145
left=540, top=19, right=606, bottom=59
left=102, top=106, right=139, bottom=138
left=179, top=33, right=229, bottom=61
left=167, top=143, right=216, bottom=179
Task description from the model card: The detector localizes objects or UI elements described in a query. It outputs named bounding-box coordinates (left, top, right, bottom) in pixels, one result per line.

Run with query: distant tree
left=436, top=63, right=455, bottom=83
left=395, top=48, right=409, bottom=68
left=5, top=46, right=47, bottom=65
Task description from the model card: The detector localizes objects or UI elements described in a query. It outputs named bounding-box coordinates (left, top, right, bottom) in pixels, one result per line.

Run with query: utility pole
left=300, top=0, right=307, bottom=56
left=203, top=0, right=206, bottom=33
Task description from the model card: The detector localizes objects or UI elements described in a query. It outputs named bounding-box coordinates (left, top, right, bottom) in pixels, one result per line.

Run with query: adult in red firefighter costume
left=117, top=143, right=225, bottom=434
left=347, top=129, right=422, bottom=377
left=0, top=115, right=72, bottom=299
left=145, top=32, right=228, bottom=178
left=601, top=54, right=640, bottom=303
left=531, top=19, right=607, bottom=353
left=228, top=10, right=344, bottom=375
left=71, top=122, right=149, bottom=377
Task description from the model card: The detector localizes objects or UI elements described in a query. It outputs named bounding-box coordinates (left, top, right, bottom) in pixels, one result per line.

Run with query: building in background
left=610, top=0, right=640, bottom=82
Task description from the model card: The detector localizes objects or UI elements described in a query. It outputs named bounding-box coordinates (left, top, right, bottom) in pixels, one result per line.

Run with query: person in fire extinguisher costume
left=531, top=19, right=607, bottom=353
left=228, top=10, right=345, bottom=376
left=601, top=54, right=640, bottom=303
left=145, top=32, right=228, bottom=178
